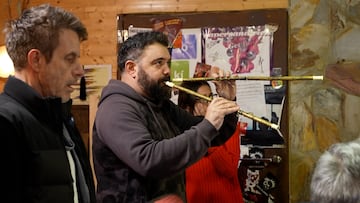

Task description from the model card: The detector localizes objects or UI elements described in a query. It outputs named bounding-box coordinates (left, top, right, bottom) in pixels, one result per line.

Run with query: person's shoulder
left=100, top=80, right=143, bottom=103
left=96, top=89, right=145, bottom=120
left=0, top=94, right=28, bottom=124
left=0, top=93, right=21, bottom=111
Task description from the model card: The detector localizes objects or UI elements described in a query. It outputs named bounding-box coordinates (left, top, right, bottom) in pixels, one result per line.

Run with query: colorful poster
left=170, top=61, right=190, bottom=80
left=203, top=25, right=277, bottom=129
left=153, top=18, right=183, bottom=48
left=170, top=28, right=202, bottom=80
left=202, top=25, right=276, bottom=76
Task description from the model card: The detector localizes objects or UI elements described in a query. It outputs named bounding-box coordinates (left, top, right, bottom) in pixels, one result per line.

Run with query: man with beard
left=92, top=31, right=240, bottom=203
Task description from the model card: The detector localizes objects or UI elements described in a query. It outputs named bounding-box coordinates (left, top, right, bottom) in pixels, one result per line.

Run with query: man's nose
left=74, top=64, right=85, bottom=78
left=163, top=63, right=171, bottom=75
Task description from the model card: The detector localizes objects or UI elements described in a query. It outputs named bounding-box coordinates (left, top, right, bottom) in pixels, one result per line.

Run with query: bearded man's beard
left=138, top=67, right=171, bottom=102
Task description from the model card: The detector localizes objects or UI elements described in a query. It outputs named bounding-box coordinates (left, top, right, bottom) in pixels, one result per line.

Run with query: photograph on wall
left=71, top=64, right=112, bottom=105
left=193, top=62, right=211, bottom=78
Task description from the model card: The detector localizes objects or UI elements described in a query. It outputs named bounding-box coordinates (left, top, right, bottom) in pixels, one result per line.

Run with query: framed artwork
left=71, top=64, right=112, bottom=104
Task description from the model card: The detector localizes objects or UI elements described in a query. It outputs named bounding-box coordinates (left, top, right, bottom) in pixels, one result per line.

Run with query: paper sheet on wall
left=236, top=81, right=267, bottom=130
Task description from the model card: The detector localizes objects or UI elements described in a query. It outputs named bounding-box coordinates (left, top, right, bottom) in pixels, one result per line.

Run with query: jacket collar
left=4, top=76, right=65, bottom=124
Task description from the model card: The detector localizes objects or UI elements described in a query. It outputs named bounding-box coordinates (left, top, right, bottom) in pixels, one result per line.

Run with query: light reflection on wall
left=0, top=45, right=14, bottom=78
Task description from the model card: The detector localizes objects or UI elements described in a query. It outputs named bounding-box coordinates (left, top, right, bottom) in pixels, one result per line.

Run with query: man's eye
left=66, top=56, right=76, bottom=64
left=154, top=60, right=166, bottom=66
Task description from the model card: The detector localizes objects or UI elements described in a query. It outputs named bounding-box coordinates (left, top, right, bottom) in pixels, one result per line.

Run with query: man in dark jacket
left=0, top=4, right=96, bottom=203
left=92, top=31, right=240, bottom=202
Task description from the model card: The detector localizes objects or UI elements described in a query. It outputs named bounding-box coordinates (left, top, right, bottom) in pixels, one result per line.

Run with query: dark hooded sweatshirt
left=93, top=79, right=237, bottom=203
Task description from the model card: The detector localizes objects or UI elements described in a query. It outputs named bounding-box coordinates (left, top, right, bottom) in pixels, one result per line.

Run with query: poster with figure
left=202, top=25, right=276, bottom=75
left=203, top=25, right=277, bottom=131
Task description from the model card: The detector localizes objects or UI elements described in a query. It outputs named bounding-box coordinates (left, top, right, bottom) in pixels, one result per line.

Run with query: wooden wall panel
left=114, top=0, right=288, bottom=13
left=0, top=77, right=7, bottom=92
left=0, top=0, right=290, bottom=201
left=71, top=105, right=90, bottom=152
left=0, top=0, right=287, bottom=79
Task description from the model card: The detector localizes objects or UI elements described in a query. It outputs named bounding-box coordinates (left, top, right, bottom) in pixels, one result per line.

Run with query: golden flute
left=165, top=81, right=280, bottom=130
left=172, top=75, right=323, bottom=82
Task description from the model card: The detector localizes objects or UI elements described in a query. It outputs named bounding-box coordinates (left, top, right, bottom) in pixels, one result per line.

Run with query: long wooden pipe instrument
left=165, top=81, right=280, bottom=130
left=172, top=75, right=324, bottom=82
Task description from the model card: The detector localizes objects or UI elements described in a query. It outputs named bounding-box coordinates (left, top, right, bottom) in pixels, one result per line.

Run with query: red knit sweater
left=185, top=123, right=244, bottom=203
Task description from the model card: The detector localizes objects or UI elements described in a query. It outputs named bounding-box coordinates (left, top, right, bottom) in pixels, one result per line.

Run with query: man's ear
left=27, top=49, right=42, bottom=72
left=125, top=60, right=137, bottom=79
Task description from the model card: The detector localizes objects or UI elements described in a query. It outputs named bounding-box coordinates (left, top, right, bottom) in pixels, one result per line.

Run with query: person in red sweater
left=178, top=80, right=244, bottom=203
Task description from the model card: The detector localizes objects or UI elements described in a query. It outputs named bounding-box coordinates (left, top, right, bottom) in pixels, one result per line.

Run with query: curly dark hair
left=117, top=31, right=169, bottom=74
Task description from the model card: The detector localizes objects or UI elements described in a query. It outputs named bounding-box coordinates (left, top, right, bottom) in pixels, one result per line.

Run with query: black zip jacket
left=0, top=76, right=96, bottom=203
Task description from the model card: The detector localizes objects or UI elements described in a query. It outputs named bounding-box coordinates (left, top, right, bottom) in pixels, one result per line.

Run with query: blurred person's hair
left=310, top=139, right=360, bottom=203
